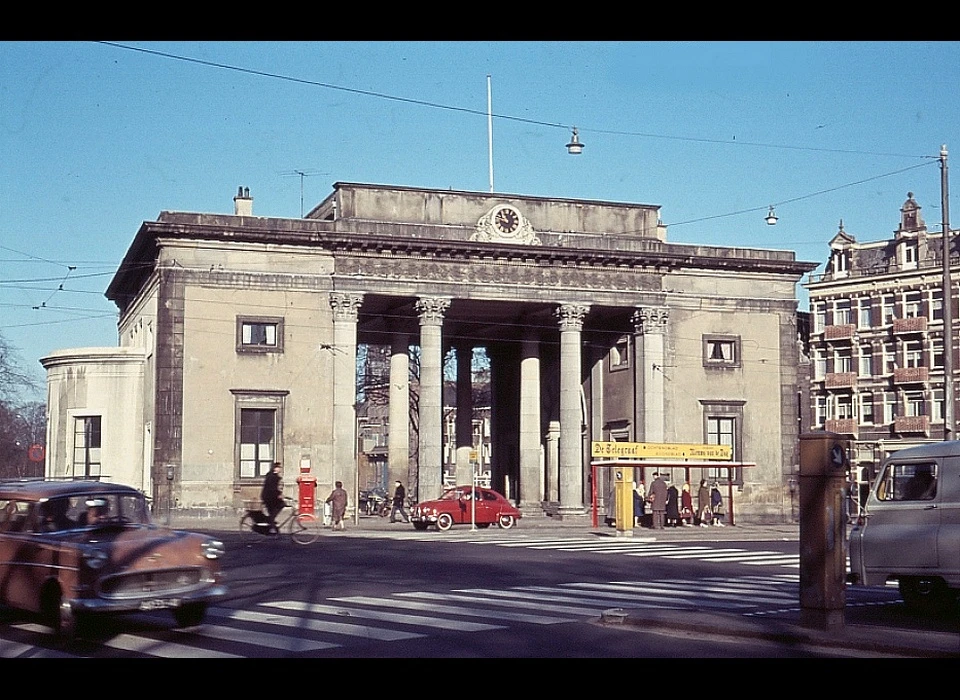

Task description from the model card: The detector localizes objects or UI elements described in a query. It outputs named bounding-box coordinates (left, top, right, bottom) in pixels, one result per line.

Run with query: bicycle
left=239, top=497, right=322, bottom=545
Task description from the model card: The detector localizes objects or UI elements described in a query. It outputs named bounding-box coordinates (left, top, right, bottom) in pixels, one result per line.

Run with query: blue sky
left=2, top=41, right=959, bottom=396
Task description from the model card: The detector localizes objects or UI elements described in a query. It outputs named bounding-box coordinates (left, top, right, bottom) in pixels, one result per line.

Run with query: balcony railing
left=824, top=372, right=857, bottom=389
left=893, top=316, right=928, bottom=334
left=825, top=418, right=858, bottom=436
left=893, top=366, right=929, bottom=384
left=894, top=415, right=930, bottom=435
left=823, top=324, right=855, bottom=340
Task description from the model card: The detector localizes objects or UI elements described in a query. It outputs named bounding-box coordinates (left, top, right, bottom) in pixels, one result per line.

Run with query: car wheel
left=436, top=512, right=454, bottom=531
left=41, top=584, right=78, bottom=639
left=498, top=514, right=516, bottom=529
left=173, top=602, right=208, bottom=628
left=413, top=522, right=429, bottom=531
left=898, top=576, right=956, bottom=614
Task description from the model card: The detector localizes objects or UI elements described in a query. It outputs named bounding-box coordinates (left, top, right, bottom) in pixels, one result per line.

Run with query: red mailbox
left=296, top=471, right=317, bottom=515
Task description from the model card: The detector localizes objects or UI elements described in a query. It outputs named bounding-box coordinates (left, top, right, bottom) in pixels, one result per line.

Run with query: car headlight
left=201, top=538, right=225, bottom=560
left=82, top=547, right=109, bottom=570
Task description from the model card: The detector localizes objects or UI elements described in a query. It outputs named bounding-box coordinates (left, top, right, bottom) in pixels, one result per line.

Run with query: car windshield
left=38, top=493, right=151, bottom=532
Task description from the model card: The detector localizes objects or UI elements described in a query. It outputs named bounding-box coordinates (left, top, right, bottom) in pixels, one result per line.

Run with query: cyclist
left=261, top=462, right=285, bottom=535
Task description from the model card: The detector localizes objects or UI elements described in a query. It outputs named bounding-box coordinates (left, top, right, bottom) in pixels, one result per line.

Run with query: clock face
left=493, top=207, right=520, bottom=235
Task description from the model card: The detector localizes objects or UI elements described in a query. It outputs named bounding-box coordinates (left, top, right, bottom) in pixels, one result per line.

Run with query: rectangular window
left=858, top=299, right=872, bottom=329
left=815, top=396, right=827, bottom=427
left=904, top=340, right=923, bottom=368
left=835, top=347, right=852, bottom=373
left=73, top=416, right=102, bottom=479
left=860, top=393, right=874, bottom=424
left=932, top=290, right=943, bottom=321
left=814, top=351, right=826, bottom=381
left=883, top=392, right=898, bottom=423
left=933, top=388, right=944, bottom=422
left=858, top=345, right=873, bottom=377
left=239, top=408, right=276, bottom=479
left=904, top=391, right=925, bottom=417
left=882, top=295, right=896, bottom=324
left=813, top=305, right=826, bottom=334
left=706, top=416, right=736, bottom=483
left=932, top=339, right=944, bottom=369
left=904, top=291, right=922, bottom=318
left=834, top=394, right=853, bottom=420
left=703, top=335, right=740, bottom=368
left=833, top=300, right=851, bottom=325
left=883, top=343, right=896, bottom=374
left=609, top=336, right=630, bottom=371
left=237, top=316, right=284, bottom=353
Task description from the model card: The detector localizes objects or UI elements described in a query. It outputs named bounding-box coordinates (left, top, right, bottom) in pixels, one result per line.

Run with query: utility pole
left=941, top=145, right=953, bottom=439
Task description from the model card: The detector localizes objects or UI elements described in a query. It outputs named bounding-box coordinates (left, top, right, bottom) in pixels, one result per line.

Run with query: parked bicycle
left=239, top=497, right=322, bottom=544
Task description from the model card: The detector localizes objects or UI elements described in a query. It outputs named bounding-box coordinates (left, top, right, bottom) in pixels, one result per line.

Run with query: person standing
left=665, top=481, right=680, bottom=527
left=711, top=482, right=725, bottom=527
left=697, top=478, right=711, bottom=527
left=390, top=481, right=410, bottom=524
left=680, top=482, right=694, bottom=526
left=325, top=480, right=348, bottom=531
left=647, top=473, right=668, bottom=529
left=261, top=462, right=285, bottom=535
left=633, top=481, right=646, bottom=527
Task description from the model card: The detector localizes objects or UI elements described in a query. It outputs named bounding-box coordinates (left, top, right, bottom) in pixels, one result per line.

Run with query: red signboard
left=27, top=444, right=45, bottom=463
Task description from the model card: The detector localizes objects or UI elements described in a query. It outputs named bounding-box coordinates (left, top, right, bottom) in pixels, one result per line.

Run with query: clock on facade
left=492, top=206, right=521, bottom=235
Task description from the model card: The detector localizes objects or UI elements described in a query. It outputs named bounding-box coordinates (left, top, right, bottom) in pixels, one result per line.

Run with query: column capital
left=329, top=292, right=364, bottom=321
left=416, top=297, right=451, bottom=326
left=633, top=306, right=669, bottom=334
left=556, top=303, right=590, bottom=331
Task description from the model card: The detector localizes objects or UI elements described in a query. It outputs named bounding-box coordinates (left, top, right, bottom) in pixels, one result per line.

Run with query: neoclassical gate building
left=42, top=183, right=816, bottom=522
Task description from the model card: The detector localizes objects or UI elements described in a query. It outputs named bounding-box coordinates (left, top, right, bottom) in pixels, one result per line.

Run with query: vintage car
left=0, top=479, right=227, bottom=637
left=411, top=486, right=521, bottom=531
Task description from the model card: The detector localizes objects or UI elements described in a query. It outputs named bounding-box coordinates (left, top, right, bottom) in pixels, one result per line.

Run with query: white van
left=848, top=440, right=960, bottom=612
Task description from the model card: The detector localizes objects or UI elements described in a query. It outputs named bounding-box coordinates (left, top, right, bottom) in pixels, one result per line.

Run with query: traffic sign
left=27, top=444, right=45, bottom=463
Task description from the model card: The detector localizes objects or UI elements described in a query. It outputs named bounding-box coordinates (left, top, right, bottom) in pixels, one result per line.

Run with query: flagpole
left=487, top=75, right=494, bottom=193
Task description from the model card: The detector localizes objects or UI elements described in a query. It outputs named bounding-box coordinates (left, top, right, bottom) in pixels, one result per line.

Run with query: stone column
left=556, top=303, right=589, bottom=514
left=329, top=292, right=363, bottom=507
left=455, top=343, right=474, bottom=484
left=634, top=306, right=669, bottom=444
left=545, top=420, right=560, bottom=503
left=416, top=296, right=450, bottom=500
left=519, top=332, right=543, bottom=510
left=388, top=333, right=410, bottom=490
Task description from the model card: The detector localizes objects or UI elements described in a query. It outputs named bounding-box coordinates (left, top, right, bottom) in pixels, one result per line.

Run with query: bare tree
left=0, top=331, right=44, bottom=479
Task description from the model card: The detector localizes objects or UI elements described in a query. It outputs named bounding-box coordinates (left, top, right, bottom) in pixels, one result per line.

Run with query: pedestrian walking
left=711, top=482, right=725, bottom=527
left=697, top=478, right=712, bottom=527
left=390, top=481, right=410, bottom=523
left=325, top=480, right=348, bottom=531
left=647, top=473, right=668, bottom=529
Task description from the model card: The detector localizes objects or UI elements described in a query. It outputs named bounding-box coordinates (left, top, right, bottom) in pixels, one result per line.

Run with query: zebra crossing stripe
left=208, top=608, right=424, bottom=641
left=328, top=595, right=573, bottom=625
left=263, top=600, right=504, bottom=632
left=178, top=622, right=339, bottom=651
left=101, top=633, right=240, bottom=658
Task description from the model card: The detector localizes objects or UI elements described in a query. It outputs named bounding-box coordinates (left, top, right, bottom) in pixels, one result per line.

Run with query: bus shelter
left=590, top=458, right=756, bottom=528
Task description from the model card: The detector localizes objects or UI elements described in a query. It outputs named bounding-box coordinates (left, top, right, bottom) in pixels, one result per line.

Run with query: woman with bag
left=680, top=482, right=694, bottom=526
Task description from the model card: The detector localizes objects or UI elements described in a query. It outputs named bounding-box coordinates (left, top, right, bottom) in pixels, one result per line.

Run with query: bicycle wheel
left=290, top=513, right=322, bottom=544
left=239, top=513, right=261, bottom=543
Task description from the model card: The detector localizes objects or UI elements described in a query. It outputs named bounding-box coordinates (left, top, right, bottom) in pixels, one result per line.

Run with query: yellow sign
left=591, top=441, right=732, bottom=461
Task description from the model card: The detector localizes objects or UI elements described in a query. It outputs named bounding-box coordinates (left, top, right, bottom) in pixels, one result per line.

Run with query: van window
left=876, top=462, right=938, bottom=502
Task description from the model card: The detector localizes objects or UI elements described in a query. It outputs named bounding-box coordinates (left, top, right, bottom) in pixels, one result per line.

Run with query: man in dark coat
left=390, top=481, right=410, bottom=524
left=261, top=462, right=285, bottom=534
left=648, top=473, right=668, bottom=529
left=665, top=482, right=680, bottom=527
